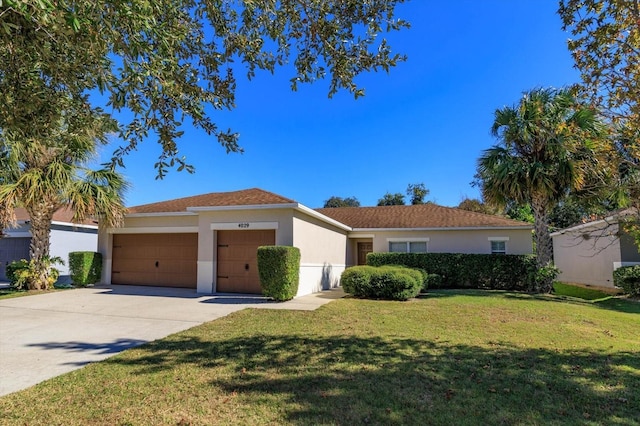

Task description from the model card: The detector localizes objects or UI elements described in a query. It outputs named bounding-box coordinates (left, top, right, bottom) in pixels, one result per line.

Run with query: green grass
left=553, top=282, right=619, bottom=300
left=0, top=287, right=63, bottom=300
left=1, top=290, right=639, bottom=425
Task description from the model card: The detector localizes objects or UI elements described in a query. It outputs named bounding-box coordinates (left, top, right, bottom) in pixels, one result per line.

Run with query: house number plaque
left=238, top=223, right=250, bottom=229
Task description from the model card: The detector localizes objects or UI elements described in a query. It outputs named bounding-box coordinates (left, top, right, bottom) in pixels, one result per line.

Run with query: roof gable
left=315, top=204, right=532, bottom=229
left=128, top=188, right=296, bottom=214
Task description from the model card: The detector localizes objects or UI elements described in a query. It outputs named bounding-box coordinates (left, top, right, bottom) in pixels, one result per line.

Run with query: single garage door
left=0, top=237, right=31, bottom=281
left=216, top=230, right=275, bottom=294
left=111, top=233, right=197, bottom=288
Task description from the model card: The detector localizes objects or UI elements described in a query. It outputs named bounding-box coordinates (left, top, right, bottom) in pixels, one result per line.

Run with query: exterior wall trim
left=353, top=226, right=532, bottom=232
left=386, top=237, right=431, bottom=242
left=348, top=233, right=375, bottom=239
left=488, top=236, right=510, bottom=241
left=51, top=221, right=98, bottom=230
left=210, top=221, right=279, bottom=230
left=107, top=226, right=199, bottom=234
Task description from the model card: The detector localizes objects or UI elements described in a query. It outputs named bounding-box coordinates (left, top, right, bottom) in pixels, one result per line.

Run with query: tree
left=323, top=196, right=360, bottom=208
left=560, top=0, right=640, bottom=241
left=457, top=198, right=502, bottom=216
left=406, top=183, right=429, bottom=205
left=0, top=100, right=128, bottom=290
left=477, top=88, right=609, bottom=292
left=377, top=192, right=405, bottom=206
left=0, top=0, right=409, bottom=177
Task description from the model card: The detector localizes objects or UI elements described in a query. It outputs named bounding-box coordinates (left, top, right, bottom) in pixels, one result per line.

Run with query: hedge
left=257, top=246, right=301, bottom=301
left=366, top=252, right=539, bottom=291
left=69, top=251, right=103, bottom=287
left=340, top=265, right=423, bottom=301
left=613, top=265, right=640, bottom=297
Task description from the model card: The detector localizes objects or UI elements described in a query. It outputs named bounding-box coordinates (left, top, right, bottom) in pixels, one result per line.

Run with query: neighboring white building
left=552, top=212, right=640, bottom=288
left=98, top=188, right=533, bottom=297
left=0, top=208, right=99, bottom=281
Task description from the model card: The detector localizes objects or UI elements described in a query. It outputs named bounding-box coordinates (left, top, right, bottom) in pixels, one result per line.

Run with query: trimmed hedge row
left=340, top=265, right=424, bottom=300
left=366, top=252, right=539, bottom=291
left=257, top=246, right=301, bottom=301
left=69, top=251, right=102, bottom=287
left=613, top=265, right=640, bottom=297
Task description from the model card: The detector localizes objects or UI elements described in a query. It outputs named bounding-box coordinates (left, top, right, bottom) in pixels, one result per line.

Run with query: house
left=97, top=188, right=533, bottom=297
left=0, top=208, right=99, bottom=281
left=552, top=212, right=640, bottom=288
left=317, top=204, right=534, bottom=266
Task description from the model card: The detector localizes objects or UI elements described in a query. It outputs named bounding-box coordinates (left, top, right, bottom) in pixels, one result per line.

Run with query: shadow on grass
left=106, top=333, right=640, bottom=425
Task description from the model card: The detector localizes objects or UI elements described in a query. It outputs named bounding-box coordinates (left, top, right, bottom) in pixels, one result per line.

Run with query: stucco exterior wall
left=369, top=228, right=532, bottom=255
left=197, top=209, right=294, bottom=293
left=552, top=223, right=621, bottom=288
left=50, top=227, right=98, bottom=276
left=292, top=211, right=348, bottom=296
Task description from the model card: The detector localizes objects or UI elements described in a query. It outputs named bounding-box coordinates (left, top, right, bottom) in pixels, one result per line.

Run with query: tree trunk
left=531, top=194, right=554, bottom=293
left=26, top=206, right=55, bottom=290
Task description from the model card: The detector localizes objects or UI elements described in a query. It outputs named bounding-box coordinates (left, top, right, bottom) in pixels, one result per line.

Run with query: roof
left=315, top=204, right=532, bottom=229
left=128, top=188, right=296, bottom=214
left=14, top=207, right=98, bottom=227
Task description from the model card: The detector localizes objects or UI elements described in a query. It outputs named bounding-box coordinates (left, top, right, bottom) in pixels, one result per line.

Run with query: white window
left=388, top=239, right=429, bottom=253
left=490, top=240, right=506, bottom=255
left=488, top=237, right=509, bottom=255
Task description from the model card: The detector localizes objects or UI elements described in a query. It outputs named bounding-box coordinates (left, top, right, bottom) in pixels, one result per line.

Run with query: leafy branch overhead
left=0, top=0, right=409, bottom=177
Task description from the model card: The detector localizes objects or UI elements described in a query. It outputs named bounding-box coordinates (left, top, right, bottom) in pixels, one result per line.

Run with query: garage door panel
left=216, top=230, right=275, bottom=294
left=112, top=233, right=197, bottom=288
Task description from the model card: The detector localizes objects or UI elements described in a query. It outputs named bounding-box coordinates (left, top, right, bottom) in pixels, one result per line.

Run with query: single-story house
left=552, top=212, right=640, bottom=288
left=98, top=188, right=533, bottom=297
left=0, top=208, right=99, bottom=281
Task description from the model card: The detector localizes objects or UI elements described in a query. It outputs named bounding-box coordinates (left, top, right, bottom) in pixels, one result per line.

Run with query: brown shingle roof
left=315, top=204, right=532, bottom=229
left=128, top=188, right=296, bottom=214
left=14, top=207, right=98, bottom=226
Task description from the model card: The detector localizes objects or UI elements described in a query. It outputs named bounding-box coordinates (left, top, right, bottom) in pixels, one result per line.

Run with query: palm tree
left=477, top=88, right=609, bottom=292
left=0, top=100, right=128, bottom=290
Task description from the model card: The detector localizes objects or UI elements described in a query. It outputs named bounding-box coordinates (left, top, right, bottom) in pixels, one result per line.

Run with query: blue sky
left=102, top=0, right=580, bottom=209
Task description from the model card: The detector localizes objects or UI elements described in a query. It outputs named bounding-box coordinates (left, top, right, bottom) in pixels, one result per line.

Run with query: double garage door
left=111, top=230, right=275, bottom=293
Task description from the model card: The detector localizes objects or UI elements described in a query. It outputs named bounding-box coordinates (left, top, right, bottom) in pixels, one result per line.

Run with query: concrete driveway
left=0, top=285, right=343, bottom=397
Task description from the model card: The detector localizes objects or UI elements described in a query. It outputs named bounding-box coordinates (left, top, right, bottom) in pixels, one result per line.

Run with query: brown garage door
left=112, top=233, right=197, bottom=288
left=216, top=230, right=275, bottom=294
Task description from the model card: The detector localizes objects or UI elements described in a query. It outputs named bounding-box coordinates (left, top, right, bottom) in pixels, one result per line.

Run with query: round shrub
left=613, top=265, right=640, bottom=297
left=340, top=266, right=377, bottom=297
left=341, top=266, right=422, bottom=301
left=369, top=268, right=421, bottom=301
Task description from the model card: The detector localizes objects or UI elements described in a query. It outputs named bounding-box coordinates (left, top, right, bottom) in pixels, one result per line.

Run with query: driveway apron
left=0, top=285, right=342, bottom=397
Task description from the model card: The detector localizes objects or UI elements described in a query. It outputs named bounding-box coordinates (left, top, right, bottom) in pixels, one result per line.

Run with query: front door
left=357, top=242, right=373, bottom=265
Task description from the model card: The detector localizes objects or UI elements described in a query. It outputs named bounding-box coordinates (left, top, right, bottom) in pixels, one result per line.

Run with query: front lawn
left=0, top=290, right=638, bottom=425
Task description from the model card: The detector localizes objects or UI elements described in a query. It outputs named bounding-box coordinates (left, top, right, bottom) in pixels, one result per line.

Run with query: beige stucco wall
left=292, top=211, right=348, bottom=296
left=196, top=209, right=294, bottom=293
left=369, top=228, right=532, bottom=255
left=552, top=223, right=621, bottom=288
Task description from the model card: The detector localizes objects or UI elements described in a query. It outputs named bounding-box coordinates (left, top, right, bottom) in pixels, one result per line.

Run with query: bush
left=340, top=266, right=377, bottom=297
left=423, top=273, right=442, bottom=290
left=69, top=251, right=103, bottom=286
left=7, top=257, right=62, bottom=290
left=340, top=265, right=423, bottom=301
left=613, top=265, right=640, bottom=297
left=6, top=259, right=29, bottom=287
left=257, top=246, right=301, bottom=301
left=366, top=252, right=539, bottom=291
